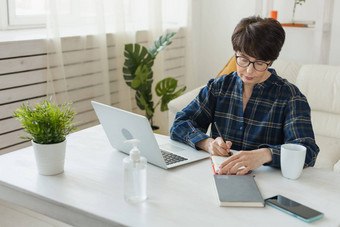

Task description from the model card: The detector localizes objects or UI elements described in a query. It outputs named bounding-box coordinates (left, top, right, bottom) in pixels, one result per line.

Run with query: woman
left=170, top=16, right=319, bottom=175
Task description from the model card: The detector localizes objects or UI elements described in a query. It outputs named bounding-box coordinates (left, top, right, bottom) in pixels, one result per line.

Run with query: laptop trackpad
left=160, top=144, right=185, bottom=152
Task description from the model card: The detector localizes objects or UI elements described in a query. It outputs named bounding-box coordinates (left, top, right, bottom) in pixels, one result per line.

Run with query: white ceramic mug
left=280, top=144, right=306, bottom=180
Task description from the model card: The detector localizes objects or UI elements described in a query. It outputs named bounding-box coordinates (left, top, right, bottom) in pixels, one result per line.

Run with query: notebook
left=213, top=174, right=264, bottom=207
left=91, top=101, right=210, bottom=169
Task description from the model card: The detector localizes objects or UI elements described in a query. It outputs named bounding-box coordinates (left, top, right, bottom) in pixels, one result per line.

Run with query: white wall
left=192, top=0, right=340, bottom=86
left=274, top=0, right=334, bottom=64
left=192, top=0, right=257, bottom=86
left=329, top=0, right=340, bottom=65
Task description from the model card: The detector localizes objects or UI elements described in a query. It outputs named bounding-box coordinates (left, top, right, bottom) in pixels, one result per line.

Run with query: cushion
left=314, top=134, right=340, bottom=170
left=333, top=160, right=340, bottom=172
left=270, top=59, right=301, bottom=83
left=310, top=110, right=340, bottom=139
left=168, top=86, right=204, bottom=130
left=217, top=55, right=237, bottom=77
left=296, top=65, right=340, bottom=139
left=297, top=65, right=340, bottom=115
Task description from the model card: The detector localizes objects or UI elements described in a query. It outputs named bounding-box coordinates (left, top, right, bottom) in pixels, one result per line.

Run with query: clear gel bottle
left=123, top=139, right=147, bottom=203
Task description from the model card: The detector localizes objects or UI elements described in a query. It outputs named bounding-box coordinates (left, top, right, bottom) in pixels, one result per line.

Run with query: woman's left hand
left=218, top=148, right=272, bottom=175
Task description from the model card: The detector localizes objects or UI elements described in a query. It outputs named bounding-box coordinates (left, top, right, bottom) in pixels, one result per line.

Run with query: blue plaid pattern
left=170, top=69, right=319, bottom=168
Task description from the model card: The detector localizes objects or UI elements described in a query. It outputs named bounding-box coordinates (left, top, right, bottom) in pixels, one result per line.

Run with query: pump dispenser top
left=124, top=139, right=141, bottom=162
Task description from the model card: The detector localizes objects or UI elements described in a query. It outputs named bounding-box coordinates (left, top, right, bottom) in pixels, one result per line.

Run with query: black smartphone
left=265, top=195, right=324, bottom=223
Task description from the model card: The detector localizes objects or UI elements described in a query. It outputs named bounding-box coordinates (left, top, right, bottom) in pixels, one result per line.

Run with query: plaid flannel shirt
left=170, top=69, right=319, bottom=168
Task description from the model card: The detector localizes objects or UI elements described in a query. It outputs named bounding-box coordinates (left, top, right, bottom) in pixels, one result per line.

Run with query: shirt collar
left=256, top=68, right=278, bottom=89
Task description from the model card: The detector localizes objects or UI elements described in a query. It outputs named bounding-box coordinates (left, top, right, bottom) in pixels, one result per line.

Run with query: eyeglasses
left=235, top=55, right=271, bottom=72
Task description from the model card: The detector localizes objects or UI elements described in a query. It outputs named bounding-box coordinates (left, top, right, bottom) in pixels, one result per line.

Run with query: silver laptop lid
left=91, top=101, right=167, bottom=169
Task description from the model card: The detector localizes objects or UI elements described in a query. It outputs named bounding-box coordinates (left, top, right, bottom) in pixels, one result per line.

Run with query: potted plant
left=123, top=32, right=186, bottom=129
left=13, top=100, right=77, bottom=175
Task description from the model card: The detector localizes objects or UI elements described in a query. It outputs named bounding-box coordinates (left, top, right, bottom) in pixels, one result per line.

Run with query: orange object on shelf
left=270, top=10, right=278, bottom=20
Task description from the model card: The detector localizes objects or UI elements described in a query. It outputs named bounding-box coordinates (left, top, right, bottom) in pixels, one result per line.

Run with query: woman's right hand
left=196, top=137, right=232, bottom=156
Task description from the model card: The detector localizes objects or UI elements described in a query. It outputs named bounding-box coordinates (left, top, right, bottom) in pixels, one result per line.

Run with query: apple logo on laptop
left=121, top=128, right=134, bottom=140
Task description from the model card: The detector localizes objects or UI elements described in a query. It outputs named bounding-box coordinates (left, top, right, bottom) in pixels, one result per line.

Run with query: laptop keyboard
left=161, top=150, right=188, bottom=165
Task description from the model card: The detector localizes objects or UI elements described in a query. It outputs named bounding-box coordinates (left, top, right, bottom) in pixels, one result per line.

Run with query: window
left=0, top=0, right=70, bottom=29
left=1, top=0, right=188, bottom=30
left=4, top=0, right=46, bottom=28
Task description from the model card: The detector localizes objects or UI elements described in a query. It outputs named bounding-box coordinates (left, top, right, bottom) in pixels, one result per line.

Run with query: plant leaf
left=160, top=86, right=186, bottom=111
left=131, top=64, right=150, bottom=89
left=135, top=89, right=154, bottom=120
left=13, top=100, right=77, bottom=144
left=155, top=77, right=178, bottom=96
left=148, top=32, right=176, bottom=58
left=123, top=44, right=153, bottom=88
left=154, top=77, right=186, bottom=112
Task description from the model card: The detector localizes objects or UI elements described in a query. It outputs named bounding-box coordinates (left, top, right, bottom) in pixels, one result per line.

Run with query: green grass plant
left=13, top=100, right=77, bottom=144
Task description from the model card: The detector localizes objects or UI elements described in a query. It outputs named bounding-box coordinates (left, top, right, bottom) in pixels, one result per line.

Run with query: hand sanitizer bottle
left=123, top=139, right=147, bottom=202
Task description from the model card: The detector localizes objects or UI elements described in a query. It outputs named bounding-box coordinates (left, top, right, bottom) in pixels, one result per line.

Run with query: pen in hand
left=214, top=122, right=232, bottom=157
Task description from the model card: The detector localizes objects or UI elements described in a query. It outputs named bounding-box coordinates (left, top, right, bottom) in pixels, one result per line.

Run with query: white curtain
left=45, top=0, right=192, bottom=132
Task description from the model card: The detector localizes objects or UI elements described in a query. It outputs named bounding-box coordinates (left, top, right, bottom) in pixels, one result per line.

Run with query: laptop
left=91, top=101, right=210, bottom=169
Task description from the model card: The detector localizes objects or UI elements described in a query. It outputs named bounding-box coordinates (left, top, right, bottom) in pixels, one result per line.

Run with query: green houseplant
left=13, top=100, right=77, bottom=175
left=123, top=32, right=186, bottom=128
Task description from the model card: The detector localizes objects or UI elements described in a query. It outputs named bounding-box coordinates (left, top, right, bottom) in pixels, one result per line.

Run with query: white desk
left=0, top=125, right=339, bottom=227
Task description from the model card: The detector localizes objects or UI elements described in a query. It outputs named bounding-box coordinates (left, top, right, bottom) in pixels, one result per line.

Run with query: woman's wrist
left=196, top=138, right=214, bottom=154
left=261, top=148, right=273, bottom=164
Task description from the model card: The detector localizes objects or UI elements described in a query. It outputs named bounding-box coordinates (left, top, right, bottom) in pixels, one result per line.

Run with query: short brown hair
left=231, top=16, right=285, bottom=61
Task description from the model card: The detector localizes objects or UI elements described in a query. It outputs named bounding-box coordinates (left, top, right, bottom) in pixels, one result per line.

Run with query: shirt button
left=240, top=126, right=243, bottom=130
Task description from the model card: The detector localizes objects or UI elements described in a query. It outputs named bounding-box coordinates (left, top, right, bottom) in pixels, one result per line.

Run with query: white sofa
left=168, top=59, right=340, bottom=172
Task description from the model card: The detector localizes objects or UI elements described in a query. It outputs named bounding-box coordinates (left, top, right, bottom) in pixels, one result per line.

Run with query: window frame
left=1, top=0, right=189, bottom=31
left=0, top=0, right=9, bottom=29
left=1, top=0, right=46, bottom=30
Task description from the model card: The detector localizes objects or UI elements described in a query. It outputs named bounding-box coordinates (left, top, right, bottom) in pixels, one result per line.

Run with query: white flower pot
left=32, top=140, right=66, bottom=176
